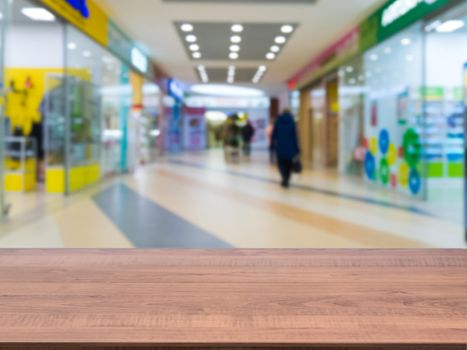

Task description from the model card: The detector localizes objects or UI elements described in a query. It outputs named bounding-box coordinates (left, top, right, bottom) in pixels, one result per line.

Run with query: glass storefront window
left=310, top=85, right=325, bottom=168
left=0, top=0, right=6, bottom=216
left=423, top=1, right=467, bottom=220
left=338, top=56, right=365, bottom=176
left=363, top=23, right=425, bottom=198
left=65, top=25, right=132, bottom=192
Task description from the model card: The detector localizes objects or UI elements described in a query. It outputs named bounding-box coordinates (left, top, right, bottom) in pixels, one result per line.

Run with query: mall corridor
left=1, top=150, right=463, bottom=249
left=0, top=0, right=467, bottom=347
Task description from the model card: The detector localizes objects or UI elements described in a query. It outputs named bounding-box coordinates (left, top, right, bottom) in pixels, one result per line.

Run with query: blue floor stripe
left=168, top=159, right=434, bottom=218
left=93, top=183, right=232, bottom=248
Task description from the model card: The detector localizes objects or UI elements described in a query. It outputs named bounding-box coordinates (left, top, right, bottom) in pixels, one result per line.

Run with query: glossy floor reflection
left=0, top=150, right=465, bottom=248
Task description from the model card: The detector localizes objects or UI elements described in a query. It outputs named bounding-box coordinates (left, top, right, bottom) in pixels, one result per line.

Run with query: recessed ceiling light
left=21, top=7, right=55, bottom=21
left=370, top=54, right=378, bottom=61
left=281, top=25, right=294, bottom=34
left=231, top=24, right=243, bottom=33
left=229, top=52, right=239, bottom=60
left=189, top=44, right=200, bottom=51
left=82, top=50, right=92, bottom=58
left=231, top=35, right=242, bottom=43
left=275, top=36, right=286, bottom=44
left=259, top=65, right=267, bottom=72
left=192, top=52, right=202, bottom=59
left=230, top=45, right=240, bottom=52
left=401, top=38, right=411, bottom=46
left=346, top=66, right=354, bottom=73
left=270, top=45, right=280, bottom=53
left=266, top=52, right=276, bottom=60
left=384, top=47, right=392, bottom=54
left=181, top=23, right=193, bottom=32
left=186, top=35, right=197, bottom=43
left=406, top=54, right=414, bottom=61
left=436, top=20, right=465, bottom=33
left=67, top=42, right=77, bottom=50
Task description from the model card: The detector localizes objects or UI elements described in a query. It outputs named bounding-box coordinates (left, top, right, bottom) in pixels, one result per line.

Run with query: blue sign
left=167, top=79, right=185, bottom=101
left=66, top=0, right=89, bottom=19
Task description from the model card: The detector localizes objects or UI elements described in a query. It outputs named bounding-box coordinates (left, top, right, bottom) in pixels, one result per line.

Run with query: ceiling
left=96, top=0, right=387, bottom=95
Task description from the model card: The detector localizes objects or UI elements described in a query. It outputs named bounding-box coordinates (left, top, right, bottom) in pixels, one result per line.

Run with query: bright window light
left=181, top=23, right=193, bottom=32
left=231, top=35, right=242, bottom=43
left=275, top=36, right=286, bottom=44
left=191, top=84, right=265, bottom=97
left=436, top=20, right=465, bottom=33
left=21, top=7, right=55, bottom=21
left=281, top=25, right=294, bottom=33
left=186, top=35, right=197, bottom=43
left=231, top=24, right=243, bottom=33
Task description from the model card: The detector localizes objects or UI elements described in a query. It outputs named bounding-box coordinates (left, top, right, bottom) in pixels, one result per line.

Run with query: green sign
left=360, top=0, right=450, bottom=51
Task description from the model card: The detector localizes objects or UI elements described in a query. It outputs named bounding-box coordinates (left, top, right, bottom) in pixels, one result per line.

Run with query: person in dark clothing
left=241, top=120, right=255, bottom=156
left=271, top=109, right=300, bottom=188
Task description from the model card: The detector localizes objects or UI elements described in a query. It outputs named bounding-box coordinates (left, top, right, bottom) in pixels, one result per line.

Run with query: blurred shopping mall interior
left=0, top=0, right=466, bottom=249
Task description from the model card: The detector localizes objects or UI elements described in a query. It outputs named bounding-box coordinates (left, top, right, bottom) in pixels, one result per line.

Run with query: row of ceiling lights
left=266, top=25, right=294, bottom=60
left=181, top=22, right=294, bottom=61
left=183, top=22, right=294, bottom=85
left=181, top=23, right=202, bottom=59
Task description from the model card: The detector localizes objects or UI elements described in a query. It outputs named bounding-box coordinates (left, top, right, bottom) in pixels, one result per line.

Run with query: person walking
left=223, top=114, right=241, bottom=162
left=271, top=109, right=300, bottom=188
left=265, top=119, right=276, bottom=164
left=241, top=119, right=255, bottom=157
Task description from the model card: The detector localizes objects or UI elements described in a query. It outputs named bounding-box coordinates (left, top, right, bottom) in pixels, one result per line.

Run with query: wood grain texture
left=0, top=249, right=466, bottom=350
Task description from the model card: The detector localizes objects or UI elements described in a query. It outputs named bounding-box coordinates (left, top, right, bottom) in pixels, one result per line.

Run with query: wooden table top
left=0, top=249, right=466, bottom=349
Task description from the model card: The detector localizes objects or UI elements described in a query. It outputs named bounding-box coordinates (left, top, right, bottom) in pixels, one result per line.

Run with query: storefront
left=357, top=0, right=465, bottom=205
left=293, top=0, right=465, bottom=207
left=0, top=0, right=162, bottom=217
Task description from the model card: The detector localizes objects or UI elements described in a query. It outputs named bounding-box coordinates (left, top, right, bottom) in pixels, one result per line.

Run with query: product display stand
left=0, top=249, right=465, bottom=350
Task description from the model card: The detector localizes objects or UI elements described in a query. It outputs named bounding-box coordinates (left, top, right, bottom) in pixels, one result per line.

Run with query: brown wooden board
left=0, top=249, right=466, bottom=349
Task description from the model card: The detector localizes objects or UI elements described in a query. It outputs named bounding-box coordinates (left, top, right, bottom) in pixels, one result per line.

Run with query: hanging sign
left=360, top=0, right=450, bottom=51
left=41, top=0, right=108, bottom=46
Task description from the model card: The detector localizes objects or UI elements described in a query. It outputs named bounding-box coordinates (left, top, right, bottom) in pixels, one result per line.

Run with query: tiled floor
left=0, top=150, right=465, bottom=248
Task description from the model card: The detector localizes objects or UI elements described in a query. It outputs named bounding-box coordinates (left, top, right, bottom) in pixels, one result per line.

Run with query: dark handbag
left=292, top=157, right=302, bottom=174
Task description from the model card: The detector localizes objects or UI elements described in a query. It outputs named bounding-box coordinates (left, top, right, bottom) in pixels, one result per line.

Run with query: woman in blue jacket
left=271, top=109, right=300, bottom=188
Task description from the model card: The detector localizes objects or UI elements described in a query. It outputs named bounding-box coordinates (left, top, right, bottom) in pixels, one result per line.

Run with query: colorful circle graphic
left=379, top=129, right=390, bottom=155
left=403, top=128, right=421, bottom=168
left=409, top=169, right=421, bottom=195
left=379, top=158, right=390, bottom=185
left=365, top=151, right=376, bottom=181
left=387, top=144, right=398, bottom=166
left=369, top=137, right=378, bottom=156
left=398, top=163, right=410, bottom=188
